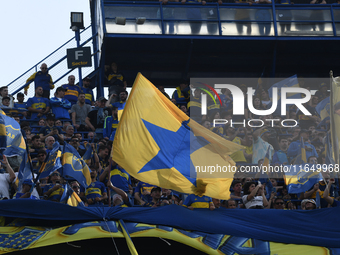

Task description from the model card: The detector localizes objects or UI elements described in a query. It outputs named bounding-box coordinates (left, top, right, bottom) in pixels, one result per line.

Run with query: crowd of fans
left=0, top=62, right=339, bottom=211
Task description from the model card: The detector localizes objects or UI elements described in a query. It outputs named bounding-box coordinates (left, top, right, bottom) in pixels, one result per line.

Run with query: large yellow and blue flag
left=0, top=112, right=26, bottom=158
left=62, top=143, right=91, bottom=188
left=284, top=164, right=322, bottom=194
left=111, top=73, right=244, bottom=200
left=60, top=183, right=85, bottom=207
left=38, top=142, right=62, bottom=180
left=331, top=75, right=340, bottom=164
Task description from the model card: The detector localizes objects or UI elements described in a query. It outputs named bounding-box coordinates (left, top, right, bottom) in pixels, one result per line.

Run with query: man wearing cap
left=25, top=63, right=54, bottom=99
left=50, top=86, right=71, bottom=119
left=301, top=199, right=317, bottom=210
left=26, top=86, right=50, bottom=120
left=85, top=97, right=109, bottom=138
left=80, top=77, right=94, bottom=105
left=39, top=113, right=64, bottom=143
left=143, top=187, right=166, bottom=207
left=70, top=93, right=92, bottom=131
left=62, top=75, right=81, bottom=106
left=287, top=129, right=318, bottom=164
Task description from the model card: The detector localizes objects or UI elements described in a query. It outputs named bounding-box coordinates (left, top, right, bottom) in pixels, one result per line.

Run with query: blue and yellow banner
left=284, top=164, right=322, bottom=194
left=112, top=73, right=243, bottom=200
left=0, top=219, right=338, bottom=255
left=62, top=143, right=91, bottom=188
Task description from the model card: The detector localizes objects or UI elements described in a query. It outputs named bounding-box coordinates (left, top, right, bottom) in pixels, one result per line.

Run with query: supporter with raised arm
left=106, top=90, right=128, bottom=111
left=62, top=75, right=81, bottom=106
left=71, top=92, right=92, bottom=131
left=108, top=164, right=133, bottom=204
left=242, top=181, right=269, bottom=209
left=0, top=156, right=16, bottom=199
left=134, top=181, right=158, bottom=205
left=50, top=87, right=71, bottom=119
left=107, top=180, right=131, bottom=207
left=323, top=178, right=340, bottom=207
left=287, top=129, right=318, bottom=163
left=25, top=63, right=54, bottom=98
left=26, top=86, right=50, bottom=120
left=252, top=126, right=274, bottom=164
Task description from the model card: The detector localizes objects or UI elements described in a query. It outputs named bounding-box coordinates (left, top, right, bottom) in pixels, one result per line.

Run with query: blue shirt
left=287, top=140, right=318, bottom=164
left=50, top=97, right=72, bottom=119
left=26, top=96, right=50, bottom=119
left=110, top=166, right=131, bottom=193
left=111, top=101, right=126, bottom=110
left=80, top=181, right=107, bottom=205
left=183, top=194, right=212, bottom=208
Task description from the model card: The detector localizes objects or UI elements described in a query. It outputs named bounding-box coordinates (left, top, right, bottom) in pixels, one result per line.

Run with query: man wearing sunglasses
left=273, top=197, right=285, bottom=210
left=70, top=136, right=85, bottom=157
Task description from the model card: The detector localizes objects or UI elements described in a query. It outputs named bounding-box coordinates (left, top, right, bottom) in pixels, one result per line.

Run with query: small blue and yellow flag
left=292, top=137, right=307, bottom=165
left=284, top=164, right=322, bottom=194
left=82, top=142, right=93, bottom=165
left=62, top=143, right=91, bottom=188
left=316, top=97, right=330, bottom=121
left=17, top=150, right=33, bottom=190
left=112, top=73, right=243, bottom=199
left=60, top=183, right=85, bottom=207
left=39, top=142, right=62, bottom=180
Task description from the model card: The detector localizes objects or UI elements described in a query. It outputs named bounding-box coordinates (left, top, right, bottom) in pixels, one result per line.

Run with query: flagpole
left=108, top=157, right=112, bottom=207
left=24, top=138, right=35, bottom=183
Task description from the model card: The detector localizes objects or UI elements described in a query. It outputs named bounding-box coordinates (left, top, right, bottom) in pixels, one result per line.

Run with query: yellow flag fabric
left=111, top=73, right=243, bottom=199
left=331, top=76, right=340, bottom=164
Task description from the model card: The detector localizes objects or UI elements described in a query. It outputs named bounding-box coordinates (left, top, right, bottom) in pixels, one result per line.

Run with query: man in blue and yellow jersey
left=109, top=164, right=133, bottom=205
left=106, top=90, right=128, bottom=111
left=80, top=168, right=107, bottom=207
left=62, top=75, right=81, bottom=106
left=25, top=63, right=54, bottom=98
left=103, top=106, right=119, bottom=141
left=105, top=62, right=127, bottom=103
left=81, top=77, right=94, bottom=106
left=172, top=80, right=190, bottom=107
left=26, top=86, right=50, bottom=120
left=183, top=194, right=215, bottom=210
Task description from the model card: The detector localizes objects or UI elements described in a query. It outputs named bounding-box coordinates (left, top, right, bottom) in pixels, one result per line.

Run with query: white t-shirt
left=242, top=195, right=264, bottom=209
left=0, top=173, right=13, bottom=199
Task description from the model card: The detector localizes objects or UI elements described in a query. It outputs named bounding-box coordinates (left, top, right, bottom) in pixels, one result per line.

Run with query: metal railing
left=7, top=25, right=98, bottom=99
